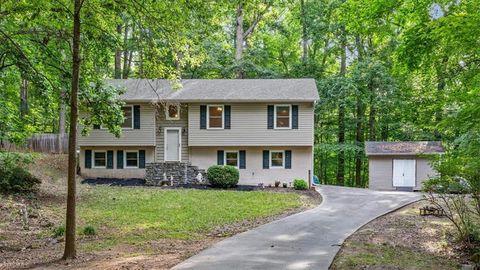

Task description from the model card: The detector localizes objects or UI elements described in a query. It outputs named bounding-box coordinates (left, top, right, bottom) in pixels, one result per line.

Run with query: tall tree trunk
left=58, top=85, right=67, bottom=153
left=63, top=0, right=82, bottom=259
left=114, top=24, right=122, bottom=79
left=300, top=0, right=308, bottom=62
left=122, top=22, right=129, bottom=79
left=235, top=1, right=244, bottom=79
left=19, top=78, right=28, bottom=117
left=354, top=35, right=364, bottom=188
left=336, top=31, right=346, bottom=186
left=369, top=85, right=376, bottom=141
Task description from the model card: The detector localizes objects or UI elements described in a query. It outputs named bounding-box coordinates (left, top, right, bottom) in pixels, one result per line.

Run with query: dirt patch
left=331, top=200, right=471, bottom=270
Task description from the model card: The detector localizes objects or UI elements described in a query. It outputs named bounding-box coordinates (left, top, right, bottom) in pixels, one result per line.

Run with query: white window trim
left=100, top=105, right=134, bottom=130
left=164, top=127, right=182, bottom=162
left=224, top=150, right=239, bottom=168
left=207, top=104, right=224, bottom=129
left=92, top=150, right=107, bottom=169
left=270, top=150, right=285, bottom=169
left=165, top=103, right=180, bottom=120
left=124, top=150, right=139, bottom=169
left=274, top=104, right=292, bottom=129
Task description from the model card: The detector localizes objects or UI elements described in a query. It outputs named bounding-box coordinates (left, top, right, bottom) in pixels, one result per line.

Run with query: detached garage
left=366, top=141, right=444, bottom=191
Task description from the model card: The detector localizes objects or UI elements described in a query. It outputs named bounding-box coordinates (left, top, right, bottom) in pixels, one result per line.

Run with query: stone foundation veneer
left=145, top=162, right=207, bottom=186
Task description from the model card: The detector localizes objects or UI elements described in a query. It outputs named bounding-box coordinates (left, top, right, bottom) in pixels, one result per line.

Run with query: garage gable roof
left=365, top=141, right=444, bottom=156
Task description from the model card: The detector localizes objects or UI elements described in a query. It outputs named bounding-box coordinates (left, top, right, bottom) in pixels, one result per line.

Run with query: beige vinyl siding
left=368, top=155, right=438, bottom=191
left=77, top=103, right=156, bottom=146
left=79, top=146, right=155, bottom=179
left=188, top=103, right=314, bottom=146
left=155, top=105, right=189, bottom=161
left=190, top=146, right=313, bottom=185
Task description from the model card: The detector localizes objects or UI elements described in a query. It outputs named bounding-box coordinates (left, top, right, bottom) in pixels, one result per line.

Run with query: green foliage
left=0, top=152, right=40, bottom=193
left=53, top=225, right=65, bottom=238
left=207, top=165, right=240, bottom=188
left=293, top=179, right=308, bottom=190
left=423, top=152, right=480, bottom=248
left=82, top=225, right=97, bottom=236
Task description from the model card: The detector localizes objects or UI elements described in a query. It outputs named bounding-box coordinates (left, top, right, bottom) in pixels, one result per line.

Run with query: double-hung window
left=121, top=106, right=133, bottom=128
left=274, top=105, right=291, bottom=129
left=93, top=151, right=106, bottom=168
left=125, top=151, right=139, bottom=168
left=270, top=150, right=284, bottom=168
left=225, top=151, right=239, bottom=168
left=208, top=105, right=224, bottom=129
left=166, top=104, right=180, bottom=120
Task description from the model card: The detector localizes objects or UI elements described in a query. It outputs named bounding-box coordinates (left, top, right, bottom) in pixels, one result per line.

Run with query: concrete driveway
left=173, top=185, right=423, bottom=270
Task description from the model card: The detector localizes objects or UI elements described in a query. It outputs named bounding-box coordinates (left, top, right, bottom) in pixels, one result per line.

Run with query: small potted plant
left=282, top=182, right=288, bottom=188
left=274, top=181, right=281, bottom=188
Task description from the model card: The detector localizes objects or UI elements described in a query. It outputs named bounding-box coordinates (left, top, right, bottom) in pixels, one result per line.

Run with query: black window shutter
left=239, top=150, right=246, bottom=169
left=134, top=105, right=141, bottom=129
left=107, top=150, right=114, bottom=169
left=117, top=150, right=124, bottom=169
left=85, top=150, right=92, bottom=168
left=224, top=105, right=231, bottom=129
left=263, top=150, right=269, bottom=169
left=93, top=124, right=100, bottom=129
left=139, top=150, right=146, bottom=168
left=292, top=105, right=299, bottom=129
left=200, top=105, right=207, bottom=129
left=267, top=105, right=274, bottom=129
left=217, top=150, right=224, bottom=165
left=285, top=150, right=292, bottom=169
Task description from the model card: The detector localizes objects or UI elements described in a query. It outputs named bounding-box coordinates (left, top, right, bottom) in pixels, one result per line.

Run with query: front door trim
left=164, top=127, right=182, bottom=162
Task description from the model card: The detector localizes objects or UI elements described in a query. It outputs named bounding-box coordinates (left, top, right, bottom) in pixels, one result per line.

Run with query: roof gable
left=106, top=79, right=319, bottom=102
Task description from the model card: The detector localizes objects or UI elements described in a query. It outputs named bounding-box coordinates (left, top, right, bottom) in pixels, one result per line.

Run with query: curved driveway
left=173, top=185, right=422, bottom=270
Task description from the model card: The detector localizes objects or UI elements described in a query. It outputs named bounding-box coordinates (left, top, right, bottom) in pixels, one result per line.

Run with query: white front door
left=393, top=159, right=416, bottom=187
left=165, top=128, right=181, bottom=161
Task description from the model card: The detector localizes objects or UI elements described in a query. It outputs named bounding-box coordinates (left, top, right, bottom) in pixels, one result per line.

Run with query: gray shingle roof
left=106, top=79, right=319, bottom=102
left=365, top=141, right=444, bottom=156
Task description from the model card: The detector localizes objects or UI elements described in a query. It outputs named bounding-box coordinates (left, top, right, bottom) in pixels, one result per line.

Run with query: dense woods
left=1, top=1, right=479, bottom=187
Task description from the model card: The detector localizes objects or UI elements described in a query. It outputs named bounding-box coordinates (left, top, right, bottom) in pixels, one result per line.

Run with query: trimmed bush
left=293, top=179, right=308, bottom=190
left=0, top=152, right=40, bottom=193
left=83, top=225, right=97, bottom=236
left=207, top=165, right=239, bottom=188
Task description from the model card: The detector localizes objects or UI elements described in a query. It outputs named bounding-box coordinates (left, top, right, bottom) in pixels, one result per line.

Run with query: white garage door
left=393, top=159, right=416, bottom=187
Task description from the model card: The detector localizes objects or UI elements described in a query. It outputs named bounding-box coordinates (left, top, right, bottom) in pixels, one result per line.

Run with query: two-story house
left=78, top=79, right=319, bottom=186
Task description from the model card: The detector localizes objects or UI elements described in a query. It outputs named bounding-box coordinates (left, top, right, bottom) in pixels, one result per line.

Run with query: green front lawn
left=78, top=186, right=302, bottom=250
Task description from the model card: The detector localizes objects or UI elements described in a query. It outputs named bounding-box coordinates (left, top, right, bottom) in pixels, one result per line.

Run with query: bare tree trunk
left=354, top=35, right=364, bottom=188
left=122, top=22, right=129, bottom=79
left=19, top=78, right=28, bottom=117
left=114, top=24, right=122, bottom=79
left=369, top=89, right=376, bottom=141
left=336, top=31, right=346, bottom=186
left=63, top=0, right=82, bottom=260
left=58, top=85, right=67, bottom=153
left=300, top=0, right=308, bottom=62
left=235, top=1, right=244, bottom=79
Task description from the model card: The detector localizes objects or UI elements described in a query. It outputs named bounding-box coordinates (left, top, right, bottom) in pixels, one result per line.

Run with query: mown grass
left=333, top=241, right=461, bottom=270
left=78, top=186, right=302, bottom=251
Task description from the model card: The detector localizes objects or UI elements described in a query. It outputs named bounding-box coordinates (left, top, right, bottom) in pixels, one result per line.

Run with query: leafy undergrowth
left=331, top=201, right=469, bottom=270
left=0, top=153, right=315, bottom=269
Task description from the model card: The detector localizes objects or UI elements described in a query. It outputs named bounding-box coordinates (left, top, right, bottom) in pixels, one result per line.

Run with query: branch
left=243, top=3, right=271, bottom=40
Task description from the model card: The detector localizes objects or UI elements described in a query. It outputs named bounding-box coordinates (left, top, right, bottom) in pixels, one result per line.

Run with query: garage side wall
left=368, top=155, right=438, bottom=191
